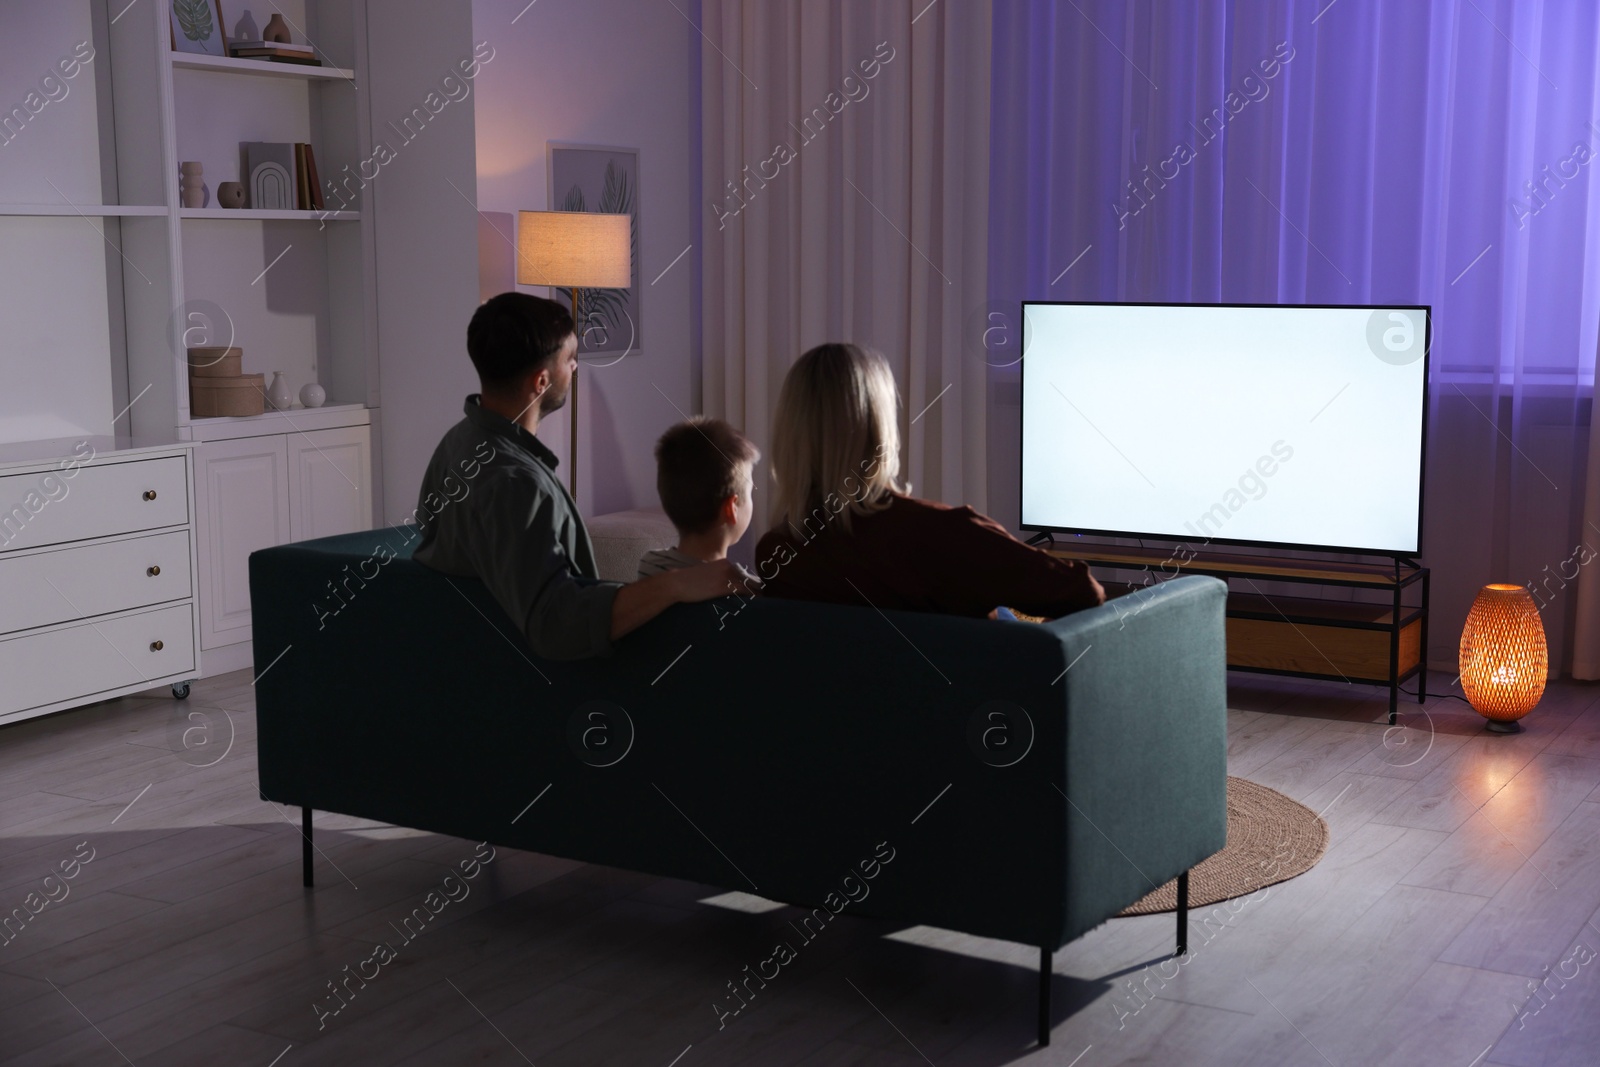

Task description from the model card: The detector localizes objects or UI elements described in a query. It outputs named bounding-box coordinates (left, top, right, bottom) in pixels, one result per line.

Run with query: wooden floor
left=2, top=670, right=1598, bottom=1066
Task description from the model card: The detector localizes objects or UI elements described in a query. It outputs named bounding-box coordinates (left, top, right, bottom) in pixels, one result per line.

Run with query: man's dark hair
left=467, top=292, right=575, bottom=391
left=655, top=417, right=761, bottom=535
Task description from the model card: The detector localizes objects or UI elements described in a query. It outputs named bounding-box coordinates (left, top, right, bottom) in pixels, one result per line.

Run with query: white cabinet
left=288, top=426, right=373, bottom=542
left=194, top=422, right=373, bottom=667
left=0, top=438, right=199, bottom=726
left=195, top=435, right=291, bottom=652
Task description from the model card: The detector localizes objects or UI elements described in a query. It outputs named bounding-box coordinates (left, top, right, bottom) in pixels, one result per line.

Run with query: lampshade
left=1459, top=584, right=1547, bottom=732
left=515, top=211, right=631, bottom=289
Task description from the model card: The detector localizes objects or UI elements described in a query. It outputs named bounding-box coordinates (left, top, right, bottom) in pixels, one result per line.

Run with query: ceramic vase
left=299, top=382, right=326, bottom=409
left=216, top=182, right=245, bottom=209
left=179, top=162, right=205, bottom=209
left=266, top=372, right=292, bottom=411
left=263, top=14, right=291, bottom=43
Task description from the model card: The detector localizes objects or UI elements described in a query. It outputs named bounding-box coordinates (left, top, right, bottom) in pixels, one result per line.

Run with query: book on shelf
left=229, top=43, right=322, bottom=65
left=232, top=54, right=324, bottom=66
left=231, top=40, right=314, bottom=53
left=303, top=144, right=325, bottom=210
left=294, top=144, right=310, bottom=210
left=280, top=144, right=326, bottom=211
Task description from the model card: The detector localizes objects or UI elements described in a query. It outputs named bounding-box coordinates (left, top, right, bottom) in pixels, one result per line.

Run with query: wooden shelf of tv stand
left=1043, top=543, right=1419, bottom=589
left=1055, top=544, right=1430, bottom=722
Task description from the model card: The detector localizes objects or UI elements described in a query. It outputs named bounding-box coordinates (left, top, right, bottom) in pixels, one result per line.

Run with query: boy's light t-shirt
left=638, top=547, right=759, bottom=584
left=637, top=547, right=704, bottom=577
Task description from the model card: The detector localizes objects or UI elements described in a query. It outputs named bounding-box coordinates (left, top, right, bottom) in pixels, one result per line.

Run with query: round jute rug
left=1118, top=777, right=1328, bottom=916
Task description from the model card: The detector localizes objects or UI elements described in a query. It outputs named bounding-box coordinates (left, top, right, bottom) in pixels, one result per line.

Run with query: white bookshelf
left=0, top=0, right=380, bottom=679
left=2, top=0, right=479, bottom=684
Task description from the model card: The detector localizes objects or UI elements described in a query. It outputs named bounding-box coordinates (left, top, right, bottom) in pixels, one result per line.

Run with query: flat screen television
left=1020, top=301, right=1430, bottom=557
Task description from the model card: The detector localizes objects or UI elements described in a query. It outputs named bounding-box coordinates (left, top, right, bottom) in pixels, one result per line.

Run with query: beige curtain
left=700, top=0, right=992, bottom=539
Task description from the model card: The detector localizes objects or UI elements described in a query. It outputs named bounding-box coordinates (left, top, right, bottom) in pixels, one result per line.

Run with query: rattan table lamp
left=1459, top=584, right=1548, bottom=733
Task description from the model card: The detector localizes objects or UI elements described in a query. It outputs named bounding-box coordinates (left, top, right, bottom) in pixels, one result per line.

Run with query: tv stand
left=1033, top=538, right=1429, bottom=725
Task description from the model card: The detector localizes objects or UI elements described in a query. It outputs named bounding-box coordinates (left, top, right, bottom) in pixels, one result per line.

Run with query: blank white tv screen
left=1020, top=302, right=1428, bottom=555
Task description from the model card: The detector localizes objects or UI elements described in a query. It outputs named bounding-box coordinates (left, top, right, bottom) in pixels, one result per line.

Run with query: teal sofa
left=250, top=528, right=1228, bottom=1045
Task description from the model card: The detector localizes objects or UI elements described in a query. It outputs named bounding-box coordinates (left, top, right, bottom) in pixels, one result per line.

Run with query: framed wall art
left=549, top=142, right=641, bottom=360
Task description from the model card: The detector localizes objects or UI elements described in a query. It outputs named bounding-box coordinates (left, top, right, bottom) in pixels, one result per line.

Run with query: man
left=414, top=292, right=741, bottom=659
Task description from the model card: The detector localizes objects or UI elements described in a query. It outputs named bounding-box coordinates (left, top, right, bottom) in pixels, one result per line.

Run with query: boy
left=641, top=417, right=760, bottom=580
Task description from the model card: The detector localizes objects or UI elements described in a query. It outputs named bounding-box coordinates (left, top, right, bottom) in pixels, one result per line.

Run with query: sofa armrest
left=1043, top=575, right=1230, bottom=943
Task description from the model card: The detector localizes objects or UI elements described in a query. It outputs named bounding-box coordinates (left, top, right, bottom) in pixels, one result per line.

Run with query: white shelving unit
left=2, top=0, right=482, bottom=693
left=0, top=0, right=381, bottom=679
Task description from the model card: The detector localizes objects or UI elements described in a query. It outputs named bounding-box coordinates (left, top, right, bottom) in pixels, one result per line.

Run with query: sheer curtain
left=987, top=0, right=1600, bottom=674
left=700, top=0, right=992, bottom=541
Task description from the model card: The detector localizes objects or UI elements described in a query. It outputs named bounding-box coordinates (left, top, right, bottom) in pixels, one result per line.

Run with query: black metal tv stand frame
left=1028, top=534, right=1429, bottom=725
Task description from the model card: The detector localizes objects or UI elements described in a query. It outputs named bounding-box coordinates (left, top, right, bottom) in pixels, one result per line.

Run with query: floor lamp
left=515, top=210, right=632, bottom=505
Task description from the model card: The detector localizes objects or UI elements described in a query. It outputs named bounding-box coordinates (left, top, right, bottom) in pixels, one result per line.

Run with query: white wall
left=0, top=2, right=114, bottom=444
left=471, top=0, right=701, bottom=519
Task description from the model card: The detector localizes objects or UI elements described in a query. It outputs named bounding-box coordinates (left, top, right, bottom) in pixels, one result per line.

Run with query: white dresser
left=0, top=436, right=200, bottom=726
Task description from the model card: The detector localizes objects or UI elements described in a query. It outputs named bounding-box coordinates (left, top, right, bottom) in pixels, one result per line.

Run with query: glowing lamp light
left=513, top=210, right=632, bottom=506
left=1459, top=584, right=1548, bottom=733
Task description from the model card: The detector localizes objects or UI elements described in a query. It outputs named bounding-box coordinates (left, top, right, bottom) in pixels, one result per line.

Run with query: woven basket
left=191, top=374, right=265, bottom=417
left=187, top=346, right=244, bottom=378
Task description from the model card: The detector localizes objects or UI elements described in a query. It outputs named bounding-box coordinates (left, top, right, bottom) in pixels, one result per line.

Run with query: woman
left=754, top=342, right=1105, bottom=618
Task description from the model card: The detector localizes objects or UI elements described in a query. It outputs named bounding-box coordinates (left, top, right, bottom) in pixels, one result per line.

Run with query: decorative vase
left=180, top=162, right=205, bottom=209
left=266, top=372, right=293, bottom=411
left=216, top=182, right=245, bottom=209
left=233, top=9, right=260, bottom=43
left=263, top=13, right=291, bottom=43
left=299, top=382, right=326, bottom=409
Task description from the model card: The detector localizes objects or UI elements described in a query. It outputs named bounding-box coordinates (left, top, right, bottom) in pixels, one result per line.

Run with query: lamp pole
left=569, top=285, right=580, bottom=505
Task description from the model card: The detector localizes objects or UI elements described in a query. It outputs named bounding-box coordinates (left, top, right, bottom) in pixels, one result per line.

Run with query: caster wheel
left=172, top=682, right=191, bottom=700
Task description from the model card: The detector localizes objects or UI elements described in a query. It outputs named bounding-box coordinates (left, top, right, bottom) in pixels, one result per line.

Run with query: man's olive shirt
left=413, top=396, right=618, bottom=659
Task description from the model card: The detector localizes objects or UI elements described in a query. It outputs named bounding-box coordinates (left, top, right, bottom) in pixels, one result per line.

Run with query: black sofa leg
left=1038, top=945, right=1052, bottom=1046
left=302, top=806, right=314, bottom=888
left=1176, top=869, right=1189, bottom=955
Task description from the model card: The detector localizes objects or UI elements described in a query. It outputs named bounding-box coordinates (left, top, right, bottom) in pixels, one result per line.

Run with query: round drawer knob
left=150, top=640, right=164, bottom=652
left=147, top=565, right=161, bottom=577
left=143, top=490, right=157, bottom=501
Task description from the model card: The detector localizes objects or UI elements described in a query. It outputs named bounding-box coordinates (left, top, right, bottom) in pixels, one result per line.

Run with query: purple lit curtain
left=987, top=0, right=1600, bottom=673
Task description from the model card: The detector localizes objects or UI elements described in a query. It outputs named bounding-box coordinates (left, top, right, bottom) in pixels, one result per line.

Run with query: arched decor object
left=250, top=161, right=293, bottom=210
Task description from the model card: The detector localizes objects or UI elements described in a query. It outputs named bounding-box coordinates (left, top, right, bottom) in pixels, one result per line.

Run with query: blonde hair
left=769, top=342, right=903, bottom=535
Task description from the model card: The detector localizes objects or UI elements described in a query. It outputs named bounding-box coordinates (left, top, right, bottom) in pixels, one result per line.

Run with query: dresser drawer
left=0, top=603, right=195, bottom=719
left=0, top=531, right=193, bottom=636
left=0, top=457, right=189, bottom=554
